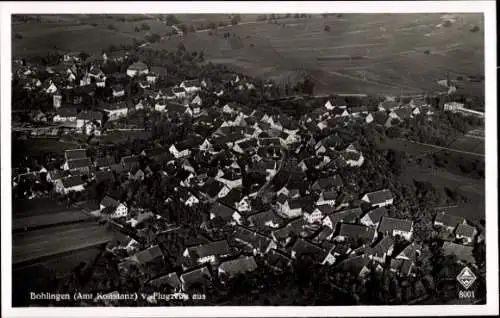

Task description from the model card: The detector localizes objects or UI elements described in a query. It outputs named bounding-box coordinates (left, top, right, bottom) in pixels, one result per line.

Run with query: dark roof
left=148, top=272, right=181, bottom=290
left=172, top=87, right=186, bottom=93
left=180, top=267, right=212, bottom=290
left=134, top=245, right=163, bottom=264
left=364, top=189, right=393, bottom=204
left=248, top=210, right=284, bottom=228
left=128, top=61, right=148, bottom=71
left=121, top=155, right=140, bottom=166
left=65, top=148, right=87, bottom=160
left=218, top=188, right=244, bottom=209
left=210, top=202, right=237, bottom=221
left=186, top=240, right=230, bottom=259
left=167, top=102, right=188, bottom=114
left=67, top=157, right=91, bottom=169
left=95, top=170, right=114, bottom=183
left=455, top=224, right=477, bottom=238
left=48, top=169, right=71, bottom=181
left=218, top=256, right=258, bottom=278
left=95, top=156, right=116, bottom=168
left=434, top=212, right=466, bottom=228
left=442, top=242, right=474, bottom=263
left=182, top=79, right=201, bottom=87
left=396, top=242, right=420, bottom=261
left=234, top=226, right=273, bottom=252
left=394, top=107, right=412, bottom=119
left=200, top=179, right=226, bottom=198
left=320, top=190, right=338, bottom=201
left=100, top=195, right=120, bottom=208
left=110, top=163, right=126, bottom=174
left=57, top=107, right=78, bottom=117
left=61, top=175, right=85, bottom=188
left=338, top=224, right=375, bottom=242
left=325, top=208, right=363, bottom=228
left=369, top=236, right=394, bottom=258
left=288, top=196, right=315, bottom=210
left=362, top=207, right=388, bottom=224
left=336, top=255, right=369, bottom=277
left=378, top=217, right=413, bottom=233
left=390, top=258, right=413, bottom=276
left=380, top=100, right=399, bottom=110
left=291, top=238, right=326, bottom=261
left=266, top=249, right=292, bottom=270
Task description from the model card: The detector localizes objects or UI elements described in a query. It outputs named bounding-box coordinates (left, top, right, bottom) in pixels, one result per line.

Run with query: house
left=360, top=207, right=389, bottom=227
left=395, top=242, right=421, bottom=262
left=218, top=188, right=251, bottom=214
left=180, top=267, right=212, bottom=292
left=442, top=241, right=475, bottom=264
left=361, top=189, right=394, bottom=208
left=248, top=210, right=284, bottom=229
left=322, top=207, right=363, bottom=230
left=199, top=179, right=231, bottom=201
left=112, top=84, right=125, bottom=97
left=233, top=226, right=277, bottom=255
left=378, top=100, right=399, bottom=112
left=101, top=102, right=128, bottom=121
left=335, top=255, right=370, bottom=280
left=218, top=256, right=258, bottom=280
left=265, top=249, right=293, bottom=272
left=209, top=202, right=243, bottom=225
left=305, top=204, right=334, bottom=224
left=94, top=156, right=116, bottom=169
left=128, top=167, right=145, bottom=181
left=62, top=157, right=91, bottom=173
left=368, top=236, right=394, bottom=263
left=377, top=217, right=414, bottom=241
left=215, top=170, right=242, bottom=190
left=94, top=170, right=115, bottom=184
left=172, top=87, right=186, bottom=99
left=100, top=195, right=128, bottom=219
left=311, top=175, right=344, bottom=192
left=127, top=61, right=149, bottom=77
left=443, top=102, right=464, bottom=112
left=53, top=107, right=78, bottom=123
left=434, top=212, right=466, bottom=232
left=76, top=111, right=103, bottom=131
left=169, top=144, right=191, bottom=159
left=46, top=169, right=70, bottom=184
left=65, top=148, right=87, bottom=161
left=54, top=175, right=86, bottom=194
left=148, top=272, right=181, bottom=292
left=454, top=224, right=477, bottom=245
left=180, top=79, right=201, bottom=93
left=316, top=190, right=338, bottom=206
left=183, top=241, right=231, bottom=266
left=336, top=223, right=376, bottom=246
left=277, top=197, right=310, bottom=219
left=120, top=155, right=140, bottom=170
left=290, top=238, right=327, bottom=263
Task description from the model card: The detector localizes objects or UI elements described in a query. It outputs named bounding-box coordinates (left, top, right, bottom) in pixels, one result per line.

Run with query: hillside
left=12, top=13, right=484, bottom=97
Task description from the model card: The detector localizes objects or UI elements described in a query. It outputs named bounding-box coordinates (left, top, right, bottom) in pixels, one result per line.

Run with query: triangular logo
left=457, top=266, right=477, bottom=290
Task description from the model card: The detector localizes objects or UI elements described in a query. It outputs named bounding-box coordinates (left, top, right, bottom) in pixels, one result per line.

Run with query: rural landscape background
left=10, top=12, right=486, bottom=307
left=13, top=13, right=484, bottom=97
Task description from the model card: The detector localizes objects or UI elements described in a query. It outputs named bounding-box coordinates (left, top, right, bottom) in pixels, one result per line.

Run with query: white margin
left=1, top=1, right=497, bottom=317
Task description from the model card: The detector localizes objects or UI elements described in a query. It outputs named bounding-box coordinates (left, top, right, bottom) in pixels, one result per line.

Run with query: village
left=11, top=49, right=485, bottom=306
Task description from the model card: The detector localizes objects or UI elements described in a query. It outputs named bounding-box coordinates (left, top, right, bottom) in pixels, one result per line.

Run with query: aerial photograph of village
left=10, top=12, right=486, bottom=307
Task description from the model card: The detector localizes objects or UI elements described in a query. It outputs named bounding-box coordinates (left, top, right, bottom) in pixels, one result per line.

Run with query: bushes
left=324, top=25, right=331, bottom=32
left=140, top=23, right=150, bottom=31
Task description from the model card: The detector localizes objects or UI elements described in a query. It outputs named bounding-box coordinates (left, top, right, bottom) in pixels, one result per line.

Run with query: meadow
left=12, top=13, right=484, bottom=96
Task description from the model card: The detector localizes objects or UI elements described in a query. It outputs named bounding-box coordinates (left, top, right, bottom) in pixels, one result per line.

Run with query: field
left=13, top=210, right=94, bottom=231
left=13, top=222, right=114, bottom=264
left=449, top=128, right=485, bottom=154
left=13, top=13, right=484, bottom=97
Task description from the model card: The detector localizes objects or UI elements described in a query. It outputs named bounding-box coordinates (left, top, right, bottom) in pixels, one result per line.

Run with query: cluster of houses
left=13, top=52, right=483, bottom=301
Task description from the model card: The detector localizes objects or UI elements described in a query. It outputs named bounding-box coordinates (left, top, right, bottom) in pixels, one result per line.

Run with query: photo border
left=1, top=1, right=497, bottom=317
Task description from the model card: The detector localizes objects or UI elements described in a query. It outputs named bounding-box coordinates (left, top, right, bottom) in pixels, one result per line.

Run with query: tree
left=324, top=25, right=331, bottom=32
left=140, top=23, right=151, bottom=31
left=165, top=14, right=179, bottom=26
left=231, top=14, right=241, bottom=25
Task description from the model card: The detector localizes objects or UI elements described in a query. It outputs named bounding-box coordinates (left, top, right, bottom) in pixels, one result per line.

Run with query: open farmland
left=12, top=222, right=114, bottom=265
left=449, top=128, right=485, bottom=154
left=13, top=13, right=484, bottom=96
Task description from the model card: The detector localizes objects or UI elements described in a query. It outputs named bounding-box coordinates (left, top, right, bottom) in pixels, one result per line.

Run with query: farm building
left=127, top=61, right=149, bottom=77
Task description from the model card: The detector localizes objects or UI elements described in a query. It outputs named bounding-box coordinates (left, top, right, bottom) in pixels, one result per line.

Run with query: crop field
left=13, top=13, right=484, bottom=96
left=13, top=137, right=80, bottom=158
left=13, top=210, right=94, bottom=231
left=449, top=128, right=485, bottom=155
left=13, top=197, right=77, bottom=218
left=12, top=222, right=114, bottom=264
left=377, top=138, right=437, bottom=157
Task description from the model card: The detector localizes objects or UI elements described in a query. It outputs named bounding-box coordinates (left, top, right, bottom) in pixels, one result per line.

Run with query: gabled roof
left=95, top=156, right=116, bottom=168
left=291, top=238, right=326, bottom=261
left=56, top=107, right=78, bottom=117
left=180, top=267, right=212, bottom=290
left=210, top=202, right=237, bottom=221
left=390, top=258, right=413, bottom=276
left=324, top=208, right=363, bottom=228
left=396, top=242, right=420, bottom=261
left=200, top=179, right=226, bottom=198
left=363, top=189, right=393, bottom=204
left=369, top=236, right=394, bottom=258
left=134, top=245, right=163, bottom=263
left=335, top=255, right=369, bottom=276
left=218, top=256, right=258, bottom=278
left=455, top=224, right=477, bottom=238
left=362, top=207, right=388, bottom=224
left=61, top=175, right=85, bottom=188
left=379, top=100, right=399, bottom=111
left=186, top=240, right=231, bottom=259
left=234, top=226, right=273, bottom=251
left=121, top=155, right=140, bottom=165
left=442, top=241, right=474, bottom=263
left=127, top=61, right=148, bottom=71
left=67, top=157, right=91, bottom=169
left=65, top=148, right=87, bottom=160
left=378, top=217, right=413, bottom=233
left=338, top=223, right=375, bottom=242
left=95, top=170, right=115, bottom=183
left=182, top=79, right=201, bottom=87
left=148, top=272, right=181, bottom=290
left=248, top=210, right=284, bottom=228
left=100, top=195, right=120, bottom=208
left=434, top=212, right=466, bottom=228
